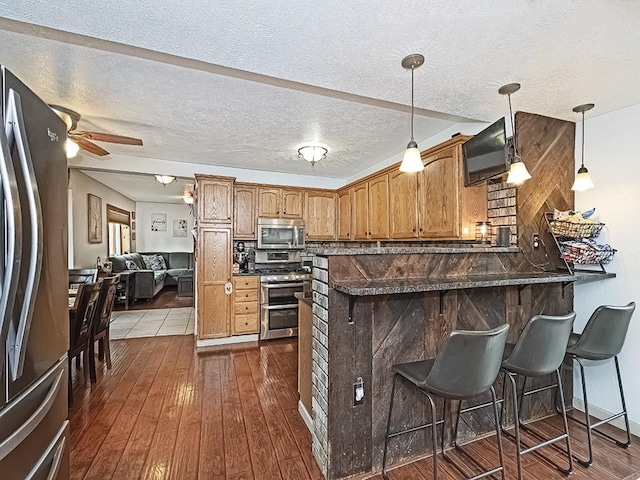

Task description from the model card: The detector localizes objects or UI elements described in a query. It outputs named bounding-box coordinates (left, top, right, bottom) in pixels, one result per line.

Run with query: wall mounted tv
left=462, top=117, right=509, bottom=186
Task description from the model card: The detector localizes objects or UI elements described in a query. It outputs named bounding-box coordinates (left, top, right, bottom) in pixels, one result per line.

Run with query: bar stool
left=499, top=312, right=576, bottom=480
left=382, top=324, right=509, bottom=480
left=565, top=302, right=636, bottom=467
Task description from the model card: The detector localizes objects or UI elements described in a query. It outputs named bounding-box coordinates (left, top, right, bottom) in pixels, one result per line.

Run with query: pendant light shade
left=499, top=83, right=531, bottom=185
left=399, top=54, right=425, bottom=173
left=571, top=103, right=595, bottom=191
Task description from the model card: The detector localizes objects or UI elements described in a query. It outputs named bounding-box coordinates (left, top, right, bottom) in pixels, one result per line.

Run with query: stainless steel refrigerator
left=0, top=66, right=69, bottom=479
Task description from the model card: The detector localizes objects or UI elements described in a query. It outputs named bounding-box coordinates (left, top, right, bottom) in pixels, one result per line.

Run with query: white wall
left=68, top=170, right=136, bottom=268
left=135, top=201, right=195, bottom=252
left=573, top=102, right=640, bottom=428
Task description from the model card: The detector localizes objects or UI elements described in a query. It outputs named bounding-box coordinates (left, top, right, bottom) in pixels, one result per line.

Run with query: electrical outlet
left=533, top=233, right=540, bottom=250
left=353, top=377, right=365, bottom=406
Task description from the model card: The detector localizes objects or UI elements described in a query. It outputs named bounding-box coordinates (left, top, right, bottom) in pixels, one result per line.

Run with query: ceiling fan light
left=298, top=145, right=327, bottom=165
left=65, top=138, right=79, bottom=158
left=154, top=174, right=176, bottom=185
left=183, top=195, right=194, bottom=204
left=571, top=166, right=595, bottom=191
left=506, top=158, right=531, bottom=185
left=399, top=141, right=424, bottom=172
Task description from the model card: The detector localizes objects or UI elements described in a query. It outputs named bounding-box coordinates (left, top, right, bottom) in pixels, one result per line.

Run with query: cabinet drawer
left=235, top=301, right=258, bottom=315
left=234, top=314, right=259, bottom=334
left=234, top=276, right=259, bottom=290
left=234, top=289, right=258, bottom=303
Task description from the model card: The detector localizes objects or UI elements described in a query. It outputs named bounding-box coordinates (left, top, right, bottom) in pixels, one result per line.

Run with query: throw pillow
left=141, top=254, right=155, bottom=270
left=125, top=259, right=140, bottom=270
left=155, top=254, right=167, bottom=270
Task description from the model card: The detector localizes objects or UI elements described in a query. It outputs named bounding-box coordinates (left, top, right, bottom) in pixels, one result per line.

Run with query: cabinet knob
left=245, top=293, right=249, bottom=297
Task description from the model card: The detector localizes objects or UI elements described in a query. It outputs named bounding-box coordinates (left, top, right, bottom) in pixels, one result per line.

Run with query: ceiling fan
left=49, top=104, right=143, bottom=157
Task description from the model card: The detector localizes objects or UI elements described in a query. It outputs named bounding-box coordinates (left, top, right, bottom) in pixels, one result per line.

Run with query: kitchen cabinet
left=197, top=227, right=232, bottom=339
left=368, top=174, right=390, bottom=239
left=234, top=184, right=257, bottom=239
left=197, top=176, right=233, bottom=224
left=232, top=276, right=259, bottom=335
left=350, top=183, right=369, bottom=240
left=337, top=189, right=351, bottom=240
left=257, top=187, right=304, bottom=219
left=389, top=170, right=419, bottom=238
left=418, top=147, right=459, bottom=238
left=304, top=190, right=336, bottom=240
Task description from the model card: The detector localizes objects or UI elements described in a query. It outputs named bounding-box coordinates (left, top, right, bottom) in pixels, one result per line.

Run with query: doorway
left=107, top=204, right=132, bottom=256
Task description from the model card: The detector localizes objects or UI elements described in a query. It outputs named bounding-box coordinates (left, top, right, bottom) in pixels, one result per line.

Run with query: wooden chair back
left=69, top=281, right=102, bottom=354
left=69, top=268, right=98, bottom=286
left=94, top=276, right=119, bottom=335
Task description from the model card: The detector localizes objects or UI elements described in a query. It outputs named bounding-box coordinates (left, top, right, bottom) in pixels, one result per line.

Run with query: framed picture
left=151, top=213, right=167, bottom=231
left=131, top=221, right=136, bottom=231
left=173, top=219, right=188, bottom=237
left=87, top=194, right=102, bottom=243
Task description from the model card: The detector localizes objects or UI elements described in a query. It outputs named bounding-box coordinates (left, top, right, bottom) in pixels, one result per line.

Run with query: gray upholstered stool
left=499, top=312, right=576, bottom=480
left=381, top=324, right=509, bottom=480
left=565, top=302, right=636, bottom=467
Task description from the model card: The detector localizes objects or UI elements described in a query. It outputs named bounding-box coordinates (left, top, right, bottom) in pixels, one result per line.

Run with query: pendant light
left=499, top=83, right=531, bottom=185
left=399, top=54, right=425, bottom=173
left=571, top=103, right=595, bottom=191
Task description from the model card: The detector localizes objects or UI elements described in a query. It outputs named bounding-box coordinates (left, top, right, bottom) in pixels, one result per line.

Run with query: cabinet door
left=419, top=147, right=459, bottom=238
left=282, top=189, right=304, bottom=218
left=368, top=175, right=390, bottom=239
left=389, top=170, right=419, bottom=238
left=197, top=228, right=232, bottom=339
left=198, top=178, right=233, bottom=224
left=305, top=191, right=336, bottom=240
left=351, top=184, right=369, bottom=240
left=258, top=188, right=281, bottom=217
left=337, top=190, right=351, bottom=240
left=234, top=185, right=257, bottom=239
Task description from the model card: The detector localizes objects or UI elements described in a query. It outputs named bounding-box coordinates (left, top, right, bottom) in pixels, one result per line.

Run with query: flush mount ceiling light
left=154, top=174, right=176, bottom=186
left=399, top=53, right=425, bottom=173
left=499, top=83, right=532, bottom=185
left=571, top=103, right=596, bottom=192
left=298, top=145, right=328, bottom=166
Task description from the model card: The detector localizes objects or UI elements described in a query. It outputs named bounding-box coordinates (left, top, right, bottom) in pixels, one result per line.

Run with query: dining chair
left=69, top=268, right=99, bottom=286
left=68, top=280, right=102, bottom=403
left=90, top=276, right=119, bottom=382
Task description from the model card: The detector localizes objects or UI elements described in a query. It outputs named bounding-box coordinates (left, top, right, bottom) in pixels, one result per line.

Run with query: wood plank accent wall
left=319, top=112, right=577, bottom=479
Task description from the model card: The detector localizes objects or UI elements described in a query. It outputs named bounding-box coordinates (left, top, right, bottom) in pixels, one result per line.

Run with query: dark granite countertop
left=233, top=272, right=261, bottom=277
left=332, top=271, right=615, bottom=296
left=307, top=246, right=520, bottom=256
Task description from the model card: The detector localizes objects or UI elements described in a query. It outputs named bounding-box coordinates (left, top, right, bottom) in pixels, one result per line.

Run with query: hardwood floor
left=70, top=336, right=640, bottom=480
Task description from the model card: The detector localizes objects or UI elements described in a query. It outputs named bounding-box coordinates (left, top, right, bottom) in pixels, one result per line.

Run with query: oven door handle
left=262, top=304, right=299, bottom=310
left=261, top=283, right=306, bottom=289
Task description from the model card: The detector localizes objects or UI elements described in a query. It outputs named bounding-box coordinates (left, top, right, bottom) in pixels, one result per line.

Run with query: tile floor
left=109, top=307, right=195, bottom=339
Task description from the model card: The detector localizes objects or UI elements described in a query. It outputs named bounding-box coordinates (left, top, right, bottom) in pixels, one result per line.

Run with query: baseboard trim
left=572, top=398, right=640, bottom=436
left=196, top=334, right=259, bottom=349
left=298, top=400, right=313, bottom=433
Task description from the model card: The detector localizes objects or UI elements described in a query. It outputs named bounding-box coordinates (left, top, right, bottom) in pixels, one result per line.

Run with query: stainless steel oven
left=257, top=217, right=305, bottom=250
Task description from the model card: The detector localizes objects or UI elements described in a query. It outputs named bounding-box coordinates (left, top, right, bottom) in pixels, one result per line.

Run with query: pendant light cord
left=580, top=111, right=585, bottom=168
left=410, top=66, right=415, bottom=141
left=508, top=93, right=517, bottom=153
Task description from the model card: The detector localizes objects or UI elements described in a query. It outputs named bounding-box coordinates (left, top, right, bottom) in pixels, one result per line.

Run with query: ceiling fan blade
left=74, top=131, right=143, bottom=146
left=75, top=137, right=110, bottom=156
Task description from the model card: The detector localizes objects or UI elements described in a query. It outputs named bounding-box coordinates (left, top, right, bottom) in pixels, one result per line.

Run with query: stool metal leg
left=614, top=356, right=632, bottom=448
left=575, top=357, right=594, bottom=467
left=382, top=373, right=399, bottom=480
left=490, top=386, right=507, bottom=480
left=504, top=372, right=523, bottom=480
left=426, top=392, right=439, bottom=480
left=555, top=368, right=574, bottom=475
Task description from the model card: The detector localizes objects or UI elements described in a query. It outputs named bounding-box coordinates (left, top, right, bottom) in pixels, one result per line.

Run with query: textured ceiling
left=2, top=1, right=640, bottom=180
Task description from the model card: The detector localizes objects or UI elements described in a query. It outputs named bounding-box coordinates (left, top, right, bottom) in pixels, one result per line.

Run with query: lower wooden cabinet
left=232, top=276, right=259, bottom=335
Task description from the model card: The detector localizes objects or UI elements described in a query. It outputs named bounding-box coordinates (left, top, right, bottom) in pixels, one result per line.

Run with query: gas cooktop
left=256, top=267, right=309, bottom=275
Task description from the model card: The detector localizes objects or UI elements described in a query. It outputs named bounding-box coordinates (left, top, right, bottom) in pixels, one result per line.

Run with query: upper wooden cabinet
left=368, top=174, right=390, bottom=239
left=257, top=187, right=304, bottom=219
left=350, top=183, right=369, bottom=240
left=389, top=170, right=419, bottom=238
left=234, top=184, right=257, bottom=239
left=418, top=147, right=459, bottom=238
left=304, top=190, right=336, bottom=240
left=337, top=190, right=351, bottom=240
left=196, top=176, right=234, bottom=224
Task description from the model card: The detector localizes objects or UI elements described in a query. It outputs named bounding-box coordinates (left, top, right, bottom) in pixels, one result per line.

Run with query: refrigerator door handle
left=24, top=421, right=68, bottom=480
left=0, top=367, right=64, bottom=462
left=0, top=115, right=23, bottom=378
left=5, top=89, right=44, bottom=381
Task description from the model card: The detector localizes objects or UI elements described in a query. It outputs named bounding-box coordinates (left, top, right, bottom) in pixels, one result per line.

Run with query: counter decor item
left=475, top=221, right=492, bottom=244
left=496, top=226, right=511, bottom=247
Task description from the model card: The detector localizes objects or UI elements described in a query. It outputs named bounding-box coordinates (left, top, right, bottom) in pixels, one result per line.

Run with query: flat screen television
left=462, top=117, right=509, bottom=186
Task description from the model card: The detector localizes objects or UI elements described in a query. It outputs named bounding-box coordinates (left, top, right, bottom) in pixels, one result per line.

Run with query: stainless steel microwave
left=257, top=218, right=305, bottom=250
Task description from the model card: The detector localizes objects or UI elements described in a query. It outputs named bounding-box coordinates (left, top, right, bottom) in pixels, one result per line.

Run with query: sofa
left=108, top=252, right=194, bottom=300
